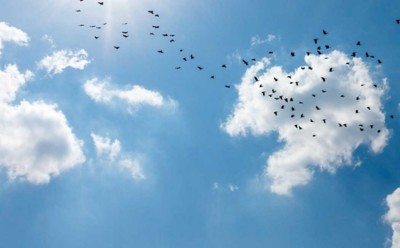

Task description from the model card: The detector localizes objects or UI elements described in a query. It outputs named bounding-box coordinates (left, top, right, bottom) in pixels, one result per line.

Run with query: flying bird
left=242, top=59, right=249, bottom=66
left=114, top=46, right=120, bottom=49
left=322, top=30, right=328, bottom=35
left=98, top=2, right=104, bottom=5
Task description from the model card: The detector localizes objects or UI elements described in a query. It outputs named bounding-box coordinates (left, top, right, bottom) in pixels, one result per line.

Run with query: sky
left=0, top=0, right=400, bottom=247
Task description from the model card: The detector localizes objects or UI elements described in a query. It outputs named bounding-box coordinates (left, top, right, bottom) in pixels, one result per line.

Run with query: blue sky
left=0, top=0, right=400, bottom=247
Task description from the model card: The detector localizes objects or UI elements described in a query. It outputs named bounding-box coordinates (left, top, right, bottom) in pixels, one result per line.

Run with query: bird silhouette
left=242, top=59, right=249, bottom=66
left=323, top=30, right=328, bottom=35
left=114, top=46, right=120, bottom=49
left=98, top=2, right=104, bottom=5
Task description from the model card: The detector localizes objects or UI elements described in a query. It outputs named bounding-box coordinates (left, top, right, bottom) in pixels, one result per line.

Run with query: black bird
left=370, top=125, right=374, bottom=128
left=308, top=66, right=313, bottom=70
left=313, top=38, right=318, bottom=44
left=210, top=75, right=215, bottom=79
left=356, top=96, right=360, bottom=100
left=274, top=111, right=278, bottom=116
left=322, top=119, right=327, bottom=123
left=222, top=64, right=227, bottom=68
left=269, top=51, right=274, bottom=54
left=323, top=30, right=328, bottom=35
left=313, top=134, right=317, bottom=137
left=273, top=77, right=278, bottom=82
left=262, top=91, right=266, bottom=96
left=310, top=119, right=314, bottom=123
left=378, top=59, right=382, bottom=64
left=322, top=90, right=327, bottom=93
left=291, top=107, right=295, bottom=111
left=365, top=52, right=369, bottom=57
left=355, top=109, right=359, bottom=114
left=242, top=59, right=249, bottom=66
left=390, top=115, right=394, bottom=119
left=114, top=46, right=120, bottom=49
left=162, top=34, right=168, bottom=37
left=175, top=67, right=181, bottom=70
left=367, top=106, right=371, bottom=110
left=123, top=34, right=129, bottom=38
left=79, top=24, right=85, bottom=26
left=301, top=114, right=305, bottom=118
left=150, top=33, right=154, bottom=35
left=98, top=2, right=104, bottom=5
left=183, top=57, right=187, bottom=61
left=190, top=54, right=195, bottom=59
left=360, top=128, right=364, bottom=131
left=329, top=67, right=333, bottom=72
left=254, top=76, right=259, bottom=82
left=148, top=10, right=154, bottom=14
left=155, top=14, right=160, bottom=17
left=252, top=58, right=257, bottom=62
left=76, top=10, right=82, bottom=12
left=94, top=36, right=99, bottom=39
left=152, top=25, right=160, bottom=28
left=306, top=52, right=311, bottom=56
left=396, top=19, right=400, bottom=24
left=351, top=52, right=356, bottom=57
left=356, top=41, right=361, bottom=46
left=122, top=31, right=128, bottom=34
left=312, top=94, right=316, bottom=97
left=281, top=105, right=285, bottom=109
left=377, top=130, right=381, bottom=133
left=321, top=77, right=326, bottom=82
left=317, top=50, right=323, bottom=55
left=316, top=106, right=320, bottom=110
left=180, top=49, right=183, bottom=52
left=197, top=66, right=203, bottom=70
left=170, top=39, right=175, bottom=43
left=157, top=50, right=164, bottom=53
left=340, top=95, right=345, bottom=98
left=225, top=85, right=231, bottom=88
left=325, top=45, right=330, bottom=49
left=291, top=52, right=295, bottom=57
left=122, top=22, right=128, bottom=25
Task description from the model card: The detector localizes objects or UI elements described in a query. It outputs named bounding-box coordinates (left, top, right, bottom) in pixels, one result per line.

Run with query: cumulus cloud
left=222, top=50, right=389, bottom=195
left=37, top=49, right=90, bottom=75
left=91, top=133, right=145, bottom=181
left=0, top=22, right=29, bottom=54
left=0, top=64, right=85, bottom=184
left=84, top=78, right=176, bottom=111
left=385, top=188, right=400, bottom=248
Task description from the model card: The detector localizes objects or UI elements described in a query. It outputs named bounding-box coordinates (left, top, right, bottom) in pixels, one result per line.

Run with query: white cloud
left=0, top=64, right=85, bottom=184
left=37, top=49, right=90, bottom=75
left=385, top=188, right=400, bottom=248
left=251, top=34, right=278, bottom=46
left=91, top=133, right=145, bottom=181
left=91, top=133, right=121, bottom=162
left=212, top=182, right=239, bottom=192
left=84, top=78, right=177, bottom=111
left=42, top=34, right=56, bottom=49
left=222, top=50, right=389, bottom=195
left=228, top=184, right=239, bottom=192
left=0, top=22, right=29, bottom=54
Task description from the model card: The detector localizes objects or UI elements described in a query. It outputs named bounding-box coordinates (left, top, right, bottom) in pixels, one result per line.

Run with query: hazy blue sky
left=0, top=0, right=400, bottom=247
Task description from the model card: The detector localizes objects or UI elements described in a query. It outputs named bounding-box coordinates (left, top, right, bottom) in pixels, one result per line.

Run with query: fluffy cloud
left=84, top=78, right=176, bottom=111
left=91, top=133, right=145, bottom=181
left=222, top=50, right=389, bottom=195
left=385, top=188, right=400, bottom=248
left=0, top=64, right=85, bottom=184
left=0, top=22, right=29, bottom=54
left=37, top=49, right=90, bottom=75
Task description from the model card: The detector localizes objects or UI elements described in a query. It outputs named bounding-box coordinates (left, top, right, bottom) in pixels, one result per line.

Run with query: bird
left=170, top=39, right=175, bottom=43
left=313, top=38, right=318, bottom=44
left=197, top=66, right=203, bottom=70
left=356, top=41, right=361, bottom=46
left=254, top=76, right=259, bottom=82
left=242, top=59, right=249, bottom=66
left=152, top=26, right=160, bottom=29
left=155, top=14, right=160, bottom=17
left=351, top=52, right=356, bottom=57
left=321, top=77, right=326, bottom=82
left=123, top=34, right=129, bottom=38
left=325, top=45, right=330, bottom=49
left=114, top=46, right=120, bottom=49
left=76, top=10, right=82, bottom=12
left=210, top=75, right=215, bottom=79
left=322, top=119, right=327, bottom=123
left=291, top=52, right=295, bottom=57
left=190, top=54, right=195, bottom=59
left=378, top=59, right=382, bottom=64
left=273, top=77, right=278, bottom=82
left=122, top=31, right=128, bottom=34
left=175, top=67, right=181, bottom=70
left=274, top=111, right=278, bottom=116
left=148, top=10, right=154, bottom=14
left=122, top=22, right=128, bottom=25
left=396, top=19, right=400, bottom=24
left=316, top=106, right=320, bottom=110
left=329, top=67, right=333, bottom=72
left=94, top=36, right=99, bottom=39
left=367, top=106, right=371, bottom=110
left=323, top=30, right=328, bottom=35
left=222, top=64, right=227, bottom=68
left=225, top=85, right=231, bottom=88
left=157, top=50, right=164, bottom=53
left=98, top=2, right=104, bottom=5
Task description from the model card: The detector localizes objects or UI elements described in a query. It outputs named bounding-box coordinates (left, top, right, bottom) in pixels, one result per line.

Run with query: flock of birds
left=74, top=1, right=399, bottom=137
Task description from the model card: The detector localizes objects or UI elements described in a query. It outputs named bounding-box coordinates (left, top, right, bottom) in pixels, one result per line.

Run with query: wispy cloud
left=222, top=50, right=389, bottom=195
left=251, top=34, right=279, bottom=46
left=91, top=133, right=145, bottom=181
left=0, top=22, right=29, bottom=55
left=37, top=49, right=90, bottom=75
left=84, top=77, right=177, bottom=112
